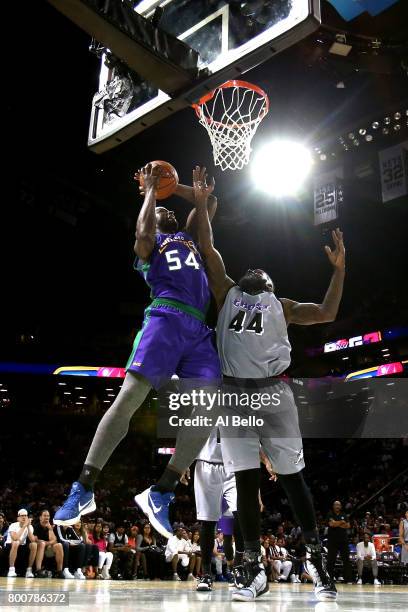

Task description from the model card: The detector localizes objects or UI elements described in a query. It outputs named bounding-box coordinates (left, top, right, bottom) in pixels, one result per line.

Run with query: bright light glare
left=251, top=140, right=312, bottom=196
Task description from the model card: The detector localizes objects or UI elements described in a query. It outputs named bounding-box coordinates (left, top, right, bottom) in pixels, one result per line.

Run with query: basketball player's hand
left=262, top=455, right=278, bottom=482
left=324, top=228, right=345, bottom=271
left=134, top=171, right=145, bottom=196
left=193, top=165, right=215, bottom=206
left=179, top=468, right=190, bottom=485
left=135, top=164, right=160, bottom=194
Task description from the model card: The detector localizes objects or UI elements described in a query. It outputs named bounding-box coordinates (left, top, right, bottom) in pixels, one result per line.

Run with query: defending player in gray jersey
left=192, top=168, right=345, bottom=602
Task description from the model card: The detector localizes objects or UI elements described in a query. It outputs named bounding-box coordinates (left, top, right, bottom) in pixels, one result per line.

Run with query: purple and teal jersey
left=135, top=232, right=210, bottom=316
left=128, top=231, right=221, bottom=389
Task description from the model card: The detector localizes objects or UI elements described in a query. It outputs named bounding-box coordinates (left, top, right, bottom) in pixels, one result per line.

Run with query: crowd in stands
left=1, top=423, right=407, bottom=584
left=1, top=506, right=407, bottom=584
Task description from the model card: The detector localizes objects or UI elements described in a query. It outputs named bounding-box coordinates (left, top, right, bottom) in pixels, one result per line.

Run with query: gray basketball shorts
left=217, top=378, right=305, bottom=474
left=194, top=460, right=237, bottom=521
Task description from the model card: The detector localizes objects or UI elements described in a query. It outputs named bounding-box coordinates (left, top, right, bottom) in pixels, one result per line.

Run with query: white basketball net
left=194, top=82, right=268, bottom=171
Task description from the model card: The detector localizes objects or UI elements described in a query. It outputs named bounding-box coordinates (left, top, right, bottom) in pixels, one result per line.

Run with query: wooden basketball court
left=1, top=578, right=407, bottom=611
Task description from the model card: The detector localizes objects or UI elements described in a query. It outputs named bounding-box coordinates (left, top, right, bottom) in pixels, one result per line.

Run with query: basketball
left=140, top=160, right=179, bottom=200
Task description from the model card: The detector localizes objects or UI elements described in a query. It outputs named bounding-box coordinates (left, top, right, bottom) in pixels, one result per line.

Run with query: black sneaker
left=35, top=569, right=48, bottom=578
left=196, top=574, right=213, bottom=592
left=305, top=544, right=337, bottom=601
left=232, top=565, right=245, bottom=589
left=231, top=553, right=268, bottom=602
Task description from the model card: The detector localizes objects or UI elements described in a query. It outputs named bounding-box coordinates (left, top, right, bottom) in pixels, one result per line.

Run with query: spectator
left=88, top=522, right=113, bottom=579
left=5, top=509, right=37, bottom=577
left=268, top=535, right=292, bottom=582
left=127, top=525, right=140, bottom=579
left=291, top=534, right=313, bottom=584
left=189, top=530, right=201, bottom=577
left=0, top=512, right=8, bottom=536
left=165, top=527, right=192, bottom=581
left=326, top=501, right=352, bottom=583
left=32, top=509, right=64, bottom=578
left=136, top=523, right=164, bottom=580
left=56, top=523, right=87, bottom=579
left=212, top=530, right=227, bottom=582
left=276, top=536, right=293, bottom=582
left=108, top=523, right=133, bottom=580
left=72, top=520, right=99, bottom=578
left=261, top=536, right=275, bottom=582
left=399, top=510, right=408, bottom=565
left=0, top=513, right=5, bottom=570
left=356, top=533, right=380, bottom=585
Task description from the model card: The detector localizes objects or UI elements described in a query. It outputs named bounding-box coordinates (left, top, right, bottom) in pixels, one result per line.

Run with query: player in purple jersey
left=54, top=164, right=221, bottom=537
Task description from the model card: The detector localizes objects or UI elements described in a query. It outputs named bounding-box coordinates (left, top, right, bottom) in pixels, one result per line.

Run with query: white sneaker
left=63, top=568, right=75, bottom=579
left=7, top=567, right=17, bottom=578
left=290, top=574, right=301, bottom=583
left=173, top=573, right=181, bottom=581
left=187, top=573, right=195, bottom=581
left=74, top=569, right=86, bottom=580
left=357, top=578, right=362, bottom=585
left=101, top=567, right=111, bottom=580
left=25, top=568, right=35, bottom=578
left=374, top=579, right=381, bottom=586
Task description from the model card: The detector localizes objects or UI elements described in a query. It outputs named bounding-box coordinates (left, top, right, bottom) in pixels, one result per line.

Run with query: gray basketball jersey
left=216, top=286, right=291, bottom=378
left=196, top=427, right=223, bottom=463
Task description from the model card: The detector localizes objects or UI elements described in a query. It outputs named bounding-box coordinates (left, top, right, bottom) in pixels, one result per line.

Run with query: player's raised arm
left=193, top=168, right=235, bottom=310
left=177, top=166, right=217, bottom=239
left=134, top=164, right=160, bottom=261
left=281, top=228, right=345, bottom=325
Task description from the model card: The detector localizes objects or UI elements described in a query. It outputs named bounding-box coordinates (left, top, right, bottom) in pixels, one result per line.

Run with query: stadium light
left=251, top=140, right=313, bottom=197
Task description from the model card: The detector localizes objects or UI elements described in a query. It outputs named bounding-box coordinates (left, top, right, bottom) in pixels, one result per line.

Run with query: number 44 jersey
left=216, top=286, right=292, bottom=378
left=135, top=232, right=210, bottom=314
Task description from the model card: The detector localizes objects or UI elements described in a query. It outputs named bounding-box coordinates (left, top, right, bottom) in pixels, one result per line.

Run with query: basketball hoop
left=192, top=80, right=269, bottom=171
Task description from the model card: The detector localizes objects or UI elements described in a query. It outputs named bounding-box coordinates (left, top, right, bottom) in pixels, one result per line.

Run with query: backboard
left=88, top=0, right=321, bottom=152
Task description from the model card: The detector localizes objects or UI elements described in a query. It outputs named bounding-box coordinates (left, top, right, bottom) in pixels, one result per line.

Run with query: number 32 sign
left=379, top=142, right=408, bottom=203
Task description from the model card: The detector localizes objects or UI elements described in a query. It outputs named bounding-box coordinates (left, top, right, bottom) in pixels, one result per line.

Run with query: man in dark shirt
left=326, top=501, right=352, bottom=583
left=33, top=510, right=64, bottom=578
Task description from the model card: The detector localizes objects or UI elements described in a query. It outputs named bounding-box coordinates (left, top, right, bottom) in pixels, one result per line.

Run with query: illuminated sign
left=345, top=361, right=405, bottom=381
left=53, top=366, right=126, bottom=378
left=324, top=331, right=381, bottom=353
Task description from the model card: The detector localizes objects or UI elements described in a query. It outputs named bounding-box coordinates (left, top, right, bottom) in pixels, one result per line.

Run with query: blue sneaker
left=53, top=482, right=96, bottom=526
left=134, top=487, right=174, bottom=539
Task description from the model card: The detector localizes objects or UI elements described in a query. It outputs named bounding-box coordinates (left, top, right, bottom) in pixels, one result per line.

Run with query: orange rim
left=192, top=80, right=269, bottom=128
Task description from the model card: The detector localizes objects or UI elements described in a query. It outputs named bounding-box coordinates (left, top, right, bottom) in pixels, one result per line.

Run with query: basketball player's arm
left=281, top=229, right=345, bottom=325
left=134, top=164, right=160, bottom=261
left=177, top=167, right=217, bottom=238
left=193, top=171, right=235, bottom=308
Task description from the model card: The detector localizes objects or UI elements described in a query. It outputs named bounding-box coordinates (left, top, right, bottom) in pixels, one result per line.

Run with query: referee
left=326, top=500, right=352, bottom=583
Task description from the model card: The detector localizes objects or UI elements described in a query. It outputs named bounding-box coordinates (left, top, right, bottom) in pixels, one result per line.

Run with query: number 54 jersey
left=216, top=286, right=292, bottom=378
left=126, top=232, right=221, bottom=389
left=136, top=232, right=210, bottom=314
